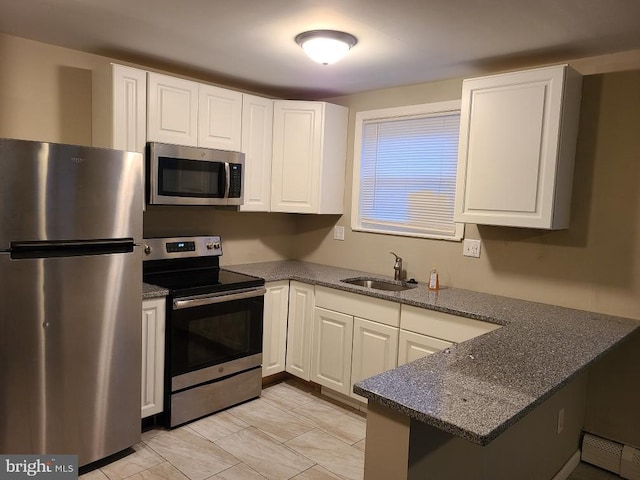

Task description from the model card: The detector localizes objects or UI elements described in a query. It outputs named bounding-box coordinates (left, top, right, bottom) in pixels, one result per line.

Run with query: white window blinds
left=354, top=104, right=463, bottom=240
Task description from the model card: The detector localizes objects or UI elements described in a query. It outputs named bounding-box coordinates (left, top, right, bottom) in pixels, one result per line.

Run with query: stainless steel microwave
left=146, top=142, right=244, bottom=206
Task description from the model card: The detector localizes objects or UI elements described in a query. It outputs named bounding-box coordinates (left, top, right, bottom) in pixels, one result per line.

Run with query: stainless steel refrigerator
left=0, top=138, right=143, bottom=467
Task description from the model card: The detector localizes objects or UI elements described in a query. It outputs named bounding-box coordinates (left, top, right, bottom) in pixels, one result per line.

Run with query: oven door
left=169, top=287, right=265, bottom=392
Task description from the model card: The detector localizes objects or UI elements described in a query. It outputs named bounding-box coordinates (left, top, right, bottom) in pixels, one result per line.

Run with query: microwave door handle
left=224, top=162, right=231, bottom=199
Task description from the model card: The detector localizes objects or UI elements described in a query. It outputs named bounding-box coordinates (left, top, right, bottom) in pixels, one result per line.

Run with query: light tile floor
left=81, top=380, right=366, bottom=480
left=80, top=378, right=621, bottom=480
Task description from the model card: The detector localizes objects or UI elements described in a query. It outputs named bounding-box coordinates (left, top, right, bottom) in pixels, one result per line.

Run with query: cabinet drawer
left=315, top=286, right=400, bottom=327
left=400, top=304, right=499, bottom=343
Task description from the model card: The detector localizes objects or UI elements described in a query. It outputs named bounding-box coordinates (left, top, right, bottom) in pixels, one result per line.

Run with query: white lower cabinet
left=141, top=297, right=166, bottom=418
left=262, top=281, right=289, bottom=377
left=398, top=304, right=501, bottom=366
left=285, top=281, right=315, bottom=381
left=313, top=286, right=400, bottom=401
left=270, top=282, right=500, bottom=409
left=311, top=307, right=354, bottom=396
left=400, top=304, right=501, bottom=343
left=351, top=317, right=398, bottom=400
left=397, top=330, right=452, bottom=366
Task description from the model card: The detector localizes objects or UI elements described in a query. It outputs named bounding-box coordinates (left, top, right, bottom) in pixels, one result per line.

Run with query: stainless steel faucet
left=390, top=252, right=403, bottom=280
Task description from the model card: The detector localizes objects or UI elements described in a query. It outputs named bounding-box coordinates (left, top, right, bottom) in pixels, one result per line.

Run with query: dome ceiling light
left=295, top=30, right=358, bottom=65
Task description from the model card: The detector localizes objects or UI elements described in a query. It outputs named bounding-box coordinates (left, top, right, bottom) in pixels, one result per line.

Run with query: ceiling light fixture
left=295, top=30, right=357, bottom=65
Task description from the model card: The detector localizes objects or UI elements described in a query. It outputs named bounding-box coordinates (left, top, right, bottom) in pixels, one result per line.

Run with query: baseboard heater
left=582, top=433, right=640, bottom=479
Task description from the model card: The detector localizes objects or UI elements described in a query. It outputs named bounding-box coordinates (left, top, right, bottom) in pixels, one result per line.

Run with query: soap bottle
left=428, top=267, right=439, bottom=291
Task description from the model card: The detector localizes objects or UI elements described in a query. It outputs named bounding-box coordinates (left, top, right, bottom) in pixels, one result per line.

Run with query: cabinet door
left=455, top=65, right=581, bottom=229
left=311, top=307, right=353, bottom=395
left=351, top=317, right=398, bottom=401
left=271, top=101, right=322, bottom=213
left=147, top=72, right=198, bottom=146
left=262, top=281, right=289, bottom=377
left=286, top=281, right=315, bottom=381
left=397, top=330, right=452, bottom=366
left=112, top=65, right=147, bottom=153
left=198, top=84, right=243, bottom=150
left=141, top=297, right=166, bottom=418
left=240, top=94, right=273, bottom=212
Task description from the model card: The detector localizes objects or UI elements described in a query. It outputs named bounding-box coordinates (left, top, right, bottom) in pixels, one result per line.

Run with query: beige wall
left=0, top=34, right=102, bottom=145
left=3, top=33, right=639, bottom=311
left=2, top=29, right=639, bottom=456
left=0, top=33, right=297, bottom=263
left=143, top=207, right=296, bottom=265
left=296, top=54, right=640, bottom=321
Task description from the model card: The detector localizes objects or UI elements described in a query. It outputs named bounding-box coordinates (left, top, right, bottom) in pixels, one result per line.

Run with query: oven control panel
left=143, top=236, right=222, bottom=260
left=166, top=241, right=195, bottom=253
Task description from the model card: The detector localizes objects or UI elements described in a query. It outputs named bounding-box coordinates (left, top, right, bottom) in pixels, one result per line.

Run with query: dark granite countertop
left=143, top=282, right=169, bottom=299
left=224, top=260, right=639, bottom=445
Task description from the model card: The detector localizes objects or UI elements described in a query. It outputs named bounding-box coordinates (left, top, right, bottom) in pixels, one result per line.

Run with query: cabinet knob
left=144, top=244, right=152, bottom=255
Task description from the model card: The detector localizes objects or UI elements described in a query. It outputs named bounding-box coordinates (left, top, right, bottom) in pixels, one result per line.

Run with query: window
left=351, top=100, right=464, bottom=240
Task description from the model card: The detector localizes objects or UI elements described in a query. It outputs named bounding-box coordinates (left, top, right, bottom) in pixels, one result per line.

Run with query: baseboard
left=552, top=450, right=581, bottom=480
left=262, top=371, right=289, bottom=388
left=320, top=386, right=367, bottom=412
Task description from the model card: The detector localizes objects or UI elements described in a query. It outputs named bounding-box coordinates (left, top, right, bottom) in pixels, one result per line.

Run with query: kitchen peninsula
left=223, top=260, right=640, bottom=480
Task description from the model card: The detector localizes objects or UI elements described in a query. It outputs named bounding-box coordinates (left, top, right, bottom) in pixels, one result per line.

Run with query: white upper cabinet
left=147, top=72, right=199, bottom=146
left=92, top=63, right=147, bottom=152
left=148, top=72, right=244, bottom=150
left=240, top=94, right=274, bottom=212
left=271, top=101, right=348, bottom=214
left=455, top=65, right=583, bottom=229
left=198, top=84, right=243, bottom=151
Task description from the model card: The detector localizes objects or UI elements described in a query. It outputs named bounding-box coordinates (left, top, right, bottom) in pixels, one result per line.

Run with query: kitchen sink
left=341, top=277, right=416, bottom=292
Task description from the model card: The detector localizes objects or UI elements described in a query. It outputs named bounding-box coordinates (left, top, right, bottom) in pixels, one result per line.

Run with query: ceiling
left=1, top=0, right=640, bottom=99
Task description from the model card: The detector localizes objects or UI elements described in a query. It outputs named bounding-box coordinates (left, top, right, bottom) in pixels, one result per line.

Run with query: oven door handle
left=173, top=286, right=266, bottom=310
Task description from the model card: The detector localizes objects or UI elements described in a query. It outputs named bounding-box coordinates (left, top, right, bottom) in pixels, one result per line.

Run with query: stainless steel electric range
left=142, top=235, right=265, bottom=427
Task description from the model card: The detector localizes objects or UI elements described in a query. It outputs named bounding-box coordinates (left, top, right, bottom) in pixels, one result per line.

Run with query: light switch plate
left=463, top=239, right=481, bottom=258
left=334, top=226, right=345, bottom=241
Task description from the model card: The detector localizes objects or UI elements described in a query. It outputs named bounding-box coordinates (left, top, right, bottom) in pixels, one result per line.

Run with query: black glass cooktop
left=144, top=266, right=264, bottom=297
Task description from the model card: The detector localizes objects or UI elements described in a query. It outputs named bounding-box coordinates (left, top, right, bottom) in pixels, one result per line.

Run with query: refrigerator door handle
left=10, top=239, right=135, bottom=259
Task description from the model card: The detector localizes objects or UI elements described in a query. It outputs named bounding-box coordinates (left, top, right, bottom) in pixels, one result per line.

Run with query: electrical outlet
left=333, top=226, right=345, bottom=241
left=557, top=408, right=565, bottom=434
left=463, top=239, right=481, bottom=258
